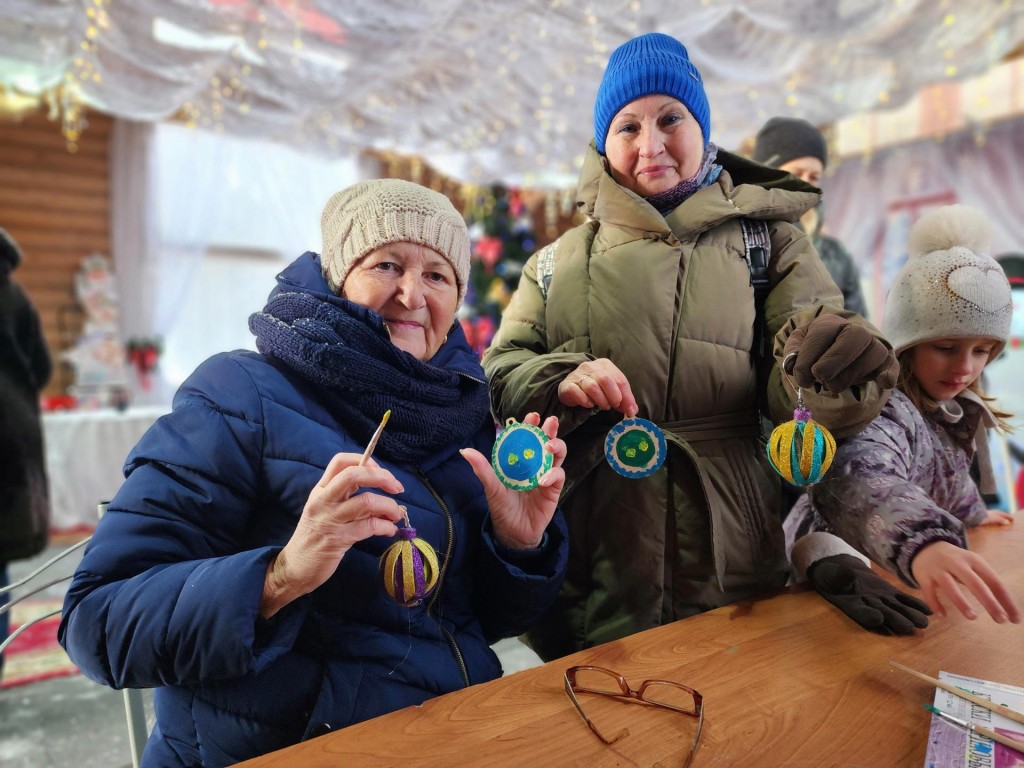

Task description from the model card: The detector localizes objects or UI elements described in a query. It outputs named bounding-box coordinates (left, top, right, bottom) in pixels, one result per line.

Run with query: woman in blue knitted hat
left=485, top=32, right=905, bottom=660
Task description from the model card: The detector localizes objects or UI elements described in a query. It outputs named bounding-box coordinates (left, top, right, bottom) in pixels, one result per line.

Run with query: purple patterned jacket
left=784, top=389, right=991, bottom=587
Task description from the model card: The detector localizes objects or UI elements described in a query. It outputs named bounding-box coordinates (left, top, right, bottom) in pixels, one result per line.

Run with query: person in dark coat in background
left=752, top=116, right=869, bottom=317
left=59, top=179, right=569, bottom=767
left=0, top=228, right=52, bottom=677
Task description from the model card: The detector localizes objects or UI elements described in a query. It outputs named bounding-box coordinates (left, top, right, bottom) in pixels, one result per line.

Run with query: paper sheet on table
left=924, top=671, right=1024, bottom=768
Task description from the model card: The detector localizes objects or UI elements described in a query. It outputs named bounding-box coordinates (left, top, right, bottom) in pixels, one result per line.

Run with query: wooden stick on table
left=889, top=660, right=1024, bottom=727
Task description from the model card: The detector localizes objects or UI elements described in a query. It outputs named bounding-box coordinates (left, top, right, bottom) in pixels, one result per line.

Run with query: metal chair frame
left=0, top=503, right=147, bottom=768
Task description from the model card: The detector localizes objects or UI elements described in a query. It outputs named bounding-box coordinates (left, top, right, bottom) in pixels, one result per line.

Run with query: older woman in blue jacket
left=59, top=179, right=569, bottom=767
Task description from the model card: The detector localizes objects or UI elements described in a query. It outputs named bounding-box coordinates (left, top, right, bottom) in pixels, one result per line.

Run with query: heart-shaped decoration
left=947, top=265, right=1010, bottom=312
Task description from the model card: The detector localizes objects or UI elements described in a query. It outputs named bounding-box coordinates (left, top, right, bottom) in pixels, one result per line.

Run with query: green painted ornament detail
left=615, top=427, right=656, bottom=467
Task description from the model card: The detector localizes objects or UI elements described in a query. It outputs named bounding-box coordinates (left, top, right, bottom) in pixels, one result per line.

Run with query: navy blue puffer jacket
left=59, top=254, right=568, bottom=767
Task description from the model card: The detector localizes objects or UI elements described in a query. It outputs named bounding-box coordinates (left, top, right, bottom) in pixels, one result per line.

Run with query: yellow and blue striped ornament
left=380, top=511, right=439, bottom=607
left=766, top=386, right=836, bottom=486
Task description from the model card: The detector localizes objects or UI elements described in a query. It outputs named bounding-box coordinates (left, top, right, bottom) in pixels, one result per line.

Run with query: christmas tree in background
left=461, top=183, right=537, bottom=356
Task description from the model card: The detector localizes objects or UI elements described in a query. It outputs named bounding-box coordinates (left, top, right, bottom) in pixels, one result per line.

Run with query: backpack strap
left=739, top=218, right=771, bottom=362
left=539, top=222, right=771, bottom=348
left=536, top=239, right=559, bottom=302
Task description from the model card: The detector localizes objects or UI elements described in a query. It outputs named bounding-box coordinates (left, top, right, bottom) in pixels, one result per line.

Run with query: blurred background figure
left=989, top=251, right=1024, bottom=513
left=752, top=117, right=869, bottom=318
left=0, top=228, right=52, bottom=676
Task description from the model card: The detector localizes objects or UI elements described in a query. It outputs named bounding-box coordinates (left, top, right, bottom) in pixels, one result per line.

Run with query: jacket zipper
left=414, top=467, right=470, bottom=688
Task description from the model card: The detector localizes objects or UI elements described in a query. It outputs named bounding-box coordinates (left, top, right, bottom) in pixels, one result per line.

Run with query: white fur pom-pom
left=908, top=204, right=992, bottom=259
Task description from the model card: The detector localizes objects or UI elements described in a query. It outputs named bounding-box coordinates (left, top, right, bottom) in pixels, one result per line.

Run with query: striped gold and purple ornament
left=380, top=522, right=439, bottom=607
left=766, top=393, right=836, bottom=487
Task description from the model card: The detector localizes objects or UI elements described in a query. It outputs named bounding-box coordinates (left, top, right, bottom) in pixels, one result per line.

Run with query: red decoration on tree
left=126, top=337, right=162, bottom=390
left=460, top=315, right=495, bottom=358
left=475, top=236, right=504, bottom=270
left=508, top=189, right=525, bottom=218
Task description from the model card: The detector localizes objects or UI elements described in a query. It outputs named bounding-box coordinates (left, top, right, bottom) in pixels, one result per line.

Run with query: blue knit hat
left=593, top=33, right=711, bottom=154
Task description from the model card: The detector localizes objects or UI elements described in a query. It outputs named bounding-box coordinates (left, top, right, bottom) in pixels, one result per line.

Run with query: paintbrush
left=889, top=660, right=1024, bottom=727
left=925, top=704, right=1024, bottom=754
left=358, top=409, right=391, bottom=467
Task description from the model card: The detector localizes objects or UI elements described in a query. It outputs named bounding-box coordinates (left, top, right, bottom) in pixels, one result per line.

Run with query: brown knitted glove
left=783, top=314, right=898, bottom=393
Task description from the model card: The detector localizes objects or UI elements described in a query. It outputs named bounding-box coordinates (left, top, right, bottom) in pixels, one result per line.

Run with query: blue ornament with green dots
left=491, top=418, right=553, bottom=491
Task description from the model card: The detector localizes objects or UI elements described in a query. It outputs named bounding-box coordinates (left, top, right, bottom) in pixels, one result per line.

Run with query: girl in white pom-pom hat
left=786, top=204, right=1020, bottom=628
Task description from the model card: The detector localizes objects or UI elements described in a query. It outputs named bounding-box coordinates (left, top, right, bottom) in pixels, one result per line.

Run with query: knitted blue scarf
left=249, top=291, right=490, bottom=464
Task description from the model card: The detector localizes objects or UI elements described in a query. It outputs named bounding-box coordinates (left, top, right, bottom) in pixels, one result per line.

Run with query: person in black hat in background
left=752, top=117, right=869, bottom=317
left=0, top=228, right=52, bottom=678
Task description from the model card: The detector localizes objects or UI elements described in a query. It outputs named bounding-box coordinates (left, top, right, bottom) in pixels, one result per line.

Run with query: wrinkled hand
left=460, top=413, right=566, bottom=550
left=911, top=541, right=1021, bottom=624
left=557, top=359, right=638, bottom=417
left=783, top=314, right=898, bottom=393
left=808, top=554, right=931, bottom=635
left=261, top=453, right=406, bottom=618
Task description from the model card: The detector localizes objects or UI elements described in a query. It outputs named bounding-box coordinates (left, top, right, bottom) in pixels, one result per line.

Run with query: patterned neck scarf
left=249, top=291, right=490, bottom=464
left=644, top=142, right=723, bottom=215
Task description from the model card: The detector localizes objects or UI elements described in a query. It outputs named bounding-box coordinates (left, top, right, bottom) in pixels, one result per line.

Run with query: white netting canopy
left=1, top=0, right=1022, bottom=186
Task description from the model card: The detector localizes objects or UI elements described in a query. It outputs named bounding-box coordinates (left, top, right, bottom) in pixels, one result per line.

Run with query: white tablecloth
left=42, top=405, right=170, bottom=530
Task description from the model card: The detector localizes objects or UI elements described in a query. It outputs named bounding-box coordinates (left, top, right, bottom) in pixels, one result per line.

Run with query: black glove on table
left=807, top=554, right=932, bottom=635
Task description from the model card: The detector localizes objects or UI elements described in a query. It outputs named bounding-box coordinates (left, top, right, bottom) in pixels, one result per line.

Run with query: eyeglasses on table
left=564, top=665, right=704, bottom=767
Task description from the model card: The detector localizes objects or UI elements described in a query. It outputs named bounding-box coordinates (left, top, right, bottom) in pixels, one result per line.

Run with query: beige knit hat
left=320, top=178, right=471, bottom=304
left=883, top=204, right=1012, bottom=357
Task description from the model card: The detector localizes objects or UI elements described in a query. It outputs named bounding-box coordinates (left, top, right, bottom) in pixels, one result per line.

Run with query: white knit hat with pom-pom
left=883, top=204, right=1012, bottom=357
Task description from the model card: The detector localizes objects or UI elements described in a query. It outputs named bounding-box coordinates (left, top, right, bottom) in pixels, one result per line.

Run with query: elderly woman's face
left=604, top=95, right=705, bottom=198
left=342, top=242, right=459, bottom=361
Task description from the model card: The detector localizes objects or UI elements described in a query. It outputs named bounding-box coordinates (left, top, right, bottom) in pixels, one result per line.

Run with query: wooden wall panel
left=0, top=108, right=112, bottom=396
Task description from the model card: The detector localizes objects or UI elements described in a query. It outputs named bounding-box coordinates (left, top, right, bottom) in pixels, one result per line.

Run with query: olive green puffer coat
left=483, top=144, right=891, bottom=661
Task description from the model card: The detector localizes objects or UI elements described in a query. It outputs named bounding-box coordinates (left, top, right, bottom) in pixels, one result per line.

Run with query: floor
left=0, top=536, right=544, bottom=768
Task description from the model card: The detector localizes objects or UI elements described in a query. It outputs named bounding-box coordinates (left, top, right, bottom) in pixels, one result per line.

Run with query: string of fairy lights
left=5, top=0, right=1018, bottom=183
left=52, top=0, right=111, bottom=151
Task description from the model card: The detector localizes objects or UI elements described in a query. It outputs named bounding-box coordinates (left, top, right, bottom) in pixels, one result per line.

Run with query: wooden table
left=239, top=526, right=1024, bottom=767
